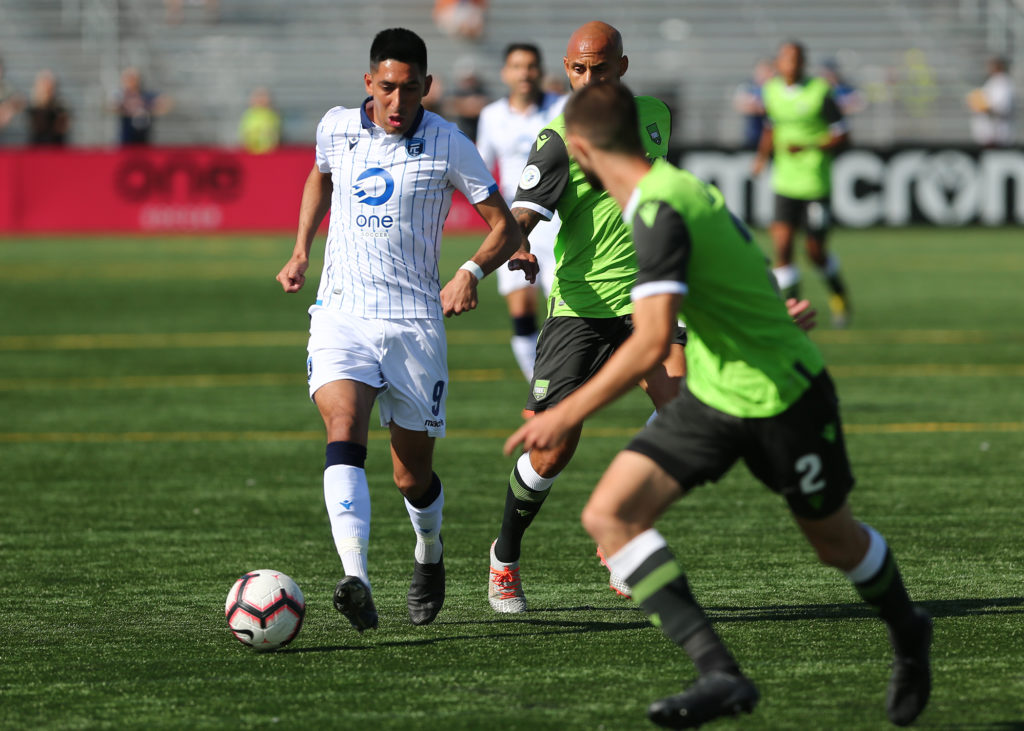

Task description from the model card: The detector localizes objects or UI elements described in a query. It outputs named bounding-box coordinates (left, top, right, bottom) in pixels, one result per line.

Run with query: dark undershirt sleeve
left=631, top=201, right=692, bottom=299
left=510, top=128, right=570, bottom=221
left=821, top=93, right=843, bottom=126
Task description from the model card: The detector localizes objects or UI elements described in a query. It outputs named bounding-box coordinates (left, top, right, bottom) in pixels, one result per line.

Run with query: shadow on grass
left=708, top=596, right=1024, bottom=623
left=280, top=596, right=1023, bottom=655
left=280, top=614, right=650, bottom=654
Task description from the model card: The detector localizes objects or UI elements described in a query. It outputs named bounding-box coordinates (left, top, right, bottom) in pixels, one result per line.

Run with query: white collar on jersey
left=359, top=96, right=425, bottom=138
left=622, top=185, right=643, bottom=225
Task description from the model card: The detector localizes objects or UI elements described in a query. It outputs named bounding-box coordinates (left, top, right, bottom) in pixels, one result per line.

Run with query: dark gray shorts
left=525, top=315, right=686, bottom=413
left=774, top=194, right=832, bottom=239
left=626, top=370, right=854, bottom=519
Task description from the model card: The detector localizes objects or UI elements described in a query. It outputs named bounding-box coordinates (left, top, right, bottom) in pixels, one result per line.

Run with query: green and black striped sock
left=628, top=547, right=739, bottom=676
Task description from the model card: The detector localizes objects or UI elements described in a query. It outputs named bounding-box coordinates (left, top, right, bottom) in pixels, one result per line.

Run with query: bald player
left=486, top=21, right=682, bottom=612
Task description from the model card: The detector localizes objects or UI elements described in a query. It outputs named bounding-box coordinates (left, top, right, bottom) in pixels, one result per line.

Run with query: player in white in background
left=476, top=43, right=566, bottom=381
left=276, top=27, right=533, bottom=633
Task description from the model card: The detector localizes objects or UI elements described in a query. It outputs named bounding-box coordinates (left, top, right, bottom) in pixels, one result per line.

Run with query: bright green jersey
left=762, top=76, right=842, bottom=200
left=626, top=159, right=825, bottom=417
left=512, top=96, right=671, bottom=317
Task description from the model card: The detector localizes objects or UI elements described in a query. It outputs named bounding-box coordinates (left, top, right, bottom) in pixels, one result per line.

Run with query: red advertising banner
left=0, top=147, right=489, bottom=234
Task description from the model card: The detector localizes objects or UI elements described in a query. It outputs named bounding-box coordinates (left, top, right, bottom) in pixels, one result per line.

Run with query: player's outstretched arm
left=504, top=293, right=680, bottom=455
left=441, top=191, right=530, bottom=317
left=276, top=164, right=332, bottom=293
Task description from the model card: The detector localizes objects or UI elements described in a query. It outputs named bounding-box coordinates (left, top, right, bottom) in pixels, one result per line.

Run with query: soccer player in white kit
left=276, top=27, right=533, bottom=632
left=476, top=43, right=566, bottom=381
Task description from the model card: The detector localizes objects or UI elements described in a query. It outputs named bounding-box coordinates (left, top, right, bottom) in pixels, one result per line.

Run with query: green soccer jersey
left=626, top=159, right=825, bottom=418
left=762, top=76, right=843, bottom=200
left=512, top=95, right=671, bottom=318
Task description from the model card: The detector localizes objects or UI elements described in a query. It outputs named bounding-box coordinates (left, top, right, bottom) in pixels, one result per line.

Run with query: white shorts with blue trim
left=306, top=305, right=448, bottom=438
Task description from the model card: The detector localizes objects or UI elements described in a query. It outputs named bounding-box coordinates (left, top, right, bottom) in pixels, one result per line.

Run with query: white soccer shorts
left=306, top=306, right=448, bottom=437
left=497, top=218, right=557, bottom=297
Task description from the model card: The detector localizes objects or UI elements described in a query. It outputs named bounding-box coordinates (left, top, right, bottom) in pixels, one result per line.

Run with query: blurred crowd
left=0, top=32, right=1014, bottom=150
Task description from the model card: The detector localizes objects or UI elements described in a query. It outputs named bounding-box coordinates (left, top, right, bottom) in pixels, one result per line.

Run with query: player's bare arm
left=504, top=292, right=680, bottom=455
left=440, top=191, right=529, bottom=317
left=276, top=164, right=332, bottom=293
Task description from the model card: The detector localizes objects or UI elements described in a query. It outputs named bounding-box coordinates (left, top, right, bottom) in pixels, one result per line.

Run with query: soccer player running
left=276, top=28, right=532, bottom=632
left=753, top=40, right=852, bottom=327
left=486, top=21, right=682, bottom=611
left=476, top=43, right=567, bottom=381
left=506, top=81, right=932, bottom=729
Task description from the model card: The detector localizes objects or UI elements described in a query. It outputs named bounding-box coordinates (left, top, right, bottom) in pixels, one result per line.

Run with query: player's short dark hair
left=370, top=28, right=428, bottom=74
left=564, top=81, right=643, bottom=155
left=504, top=43, right=542, bottom=66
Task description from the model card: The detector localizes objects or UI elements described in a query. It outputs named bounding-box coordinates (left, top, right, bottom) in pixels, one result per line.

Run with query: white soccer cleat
left=488, top=540, right=527, bottom=613
left=597, top=546, right=632, bottom=599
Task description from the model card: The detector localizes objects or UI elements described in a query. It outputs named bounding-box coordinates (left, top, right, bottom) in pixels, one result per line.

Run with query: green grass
left=1, top=228, right=1023, bottom=729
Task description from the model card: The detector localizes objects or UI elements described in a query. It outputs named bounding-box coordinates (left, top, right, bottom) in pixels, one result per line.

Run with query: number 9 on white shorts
left=306, top=306, right=448, bottom=438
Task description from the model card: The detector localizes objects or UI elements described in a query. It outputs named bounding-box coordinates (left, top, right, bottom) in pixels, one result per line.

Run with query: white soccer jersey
left=476, top=92, right=567, bottom=204
left=313, top=101, right=498, bottom=319
left=477, top=91, right=566, bottom=296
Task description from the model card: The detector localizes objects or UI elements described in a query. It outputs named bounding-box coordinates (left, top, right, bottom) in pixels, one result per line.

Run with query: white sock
left=324, top=464, right=371, bottom=591
left=405, top=482, right=444, bottom=564
left=511, top=333, right=538, bottom=382
left=844, top=523, right=887, bottom=583
left=517, top=451, right=556, bottom=492
left=605, top=528, right=669, bottom=582
left=773, top=264, right=800, bottom=292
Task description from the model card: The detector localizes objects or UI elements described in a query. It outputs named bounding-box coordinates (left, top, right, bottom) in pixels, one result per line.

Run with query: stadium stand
left=0, top=0, right=1020, bottom=147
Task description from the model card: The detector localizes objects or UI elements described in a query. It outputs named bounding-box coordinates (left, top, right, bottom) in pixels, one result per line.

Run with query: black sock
left=512, top=314, right=538, bottom=337
left=825, top=272, right=847, bottom=296
left=853, top=548, right=920, bottom=651
left=628, top=547, right=740, bottom=677
left=493, top=462, right=550, bottom=564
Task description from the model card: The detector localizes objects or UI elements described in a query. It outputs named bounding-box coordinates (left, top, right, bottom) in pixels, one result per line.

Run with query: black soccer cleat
left=407, top=556, right=445, bottom=626
left=647, top=671, right=759, bottom=729
left=886, top=607, right=933, bottom=726
left=333, top=576, right=378, bottom=633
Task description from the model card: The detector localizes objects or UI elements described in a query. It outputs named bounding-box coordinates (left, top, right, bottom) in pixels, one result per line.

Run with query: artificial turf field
left=1, top=227, right=1022, bottom=730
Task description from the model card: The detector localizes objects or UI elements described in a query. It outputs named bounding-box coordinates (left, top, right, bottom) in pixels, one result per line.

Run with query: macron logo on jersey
left=353, top=168, right=395, bottom=206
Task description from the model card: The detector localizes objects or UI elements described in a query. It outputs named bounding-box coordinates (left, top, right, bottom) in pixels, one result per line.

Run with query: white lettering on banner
left=680, top=149, right=1024, bottom=227
left=139, top=204, right=224, bottom=230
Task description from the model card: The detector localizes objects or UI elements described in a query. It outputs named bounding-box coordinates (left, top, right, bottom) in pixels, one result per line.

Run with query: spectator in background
left=0, top=56, right=25, bottom=143
left=111, top=67, right=172, bottom=146
left=434, top=0, right=486, bottom=41
left=27, top=69, right=70, bottom=146
left=732, top=58, right=774, bottom=150
left=821, top=57, right=867, bottom=116
left=238, top=87, right=281, bottom=154
left=446, top=60, right=489, bottom=141
left=967, top=55, right=1015, bottom=147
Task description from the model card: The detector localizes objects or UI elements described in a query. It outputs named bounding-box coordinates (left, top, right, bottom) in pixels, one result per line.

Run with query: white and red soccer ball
left=225, top=570, right=305, bottom=651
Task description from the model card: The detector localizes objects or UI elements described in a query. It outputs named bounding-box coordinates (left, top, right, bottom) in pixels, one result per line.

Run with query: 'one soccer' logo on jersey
left=353, top=168, right=395, bottom=206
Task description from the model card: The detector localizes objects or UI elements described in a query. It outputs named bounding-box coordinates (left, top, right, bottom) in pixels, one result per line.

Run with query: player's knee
left=580, top=501, right=614, bottom=543
left=393, top=466, right=432, bottom=499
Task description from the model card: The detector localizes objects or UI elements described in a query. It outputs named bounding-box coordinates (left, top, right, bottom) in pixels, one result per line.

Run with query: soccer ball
left=225, top=569, right=305, bottom=651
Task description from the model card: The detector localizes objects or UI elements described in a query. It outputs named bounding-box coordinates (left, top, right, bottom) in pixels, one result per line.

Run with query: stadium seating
left=0, top=0, right=1018, bottom=147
